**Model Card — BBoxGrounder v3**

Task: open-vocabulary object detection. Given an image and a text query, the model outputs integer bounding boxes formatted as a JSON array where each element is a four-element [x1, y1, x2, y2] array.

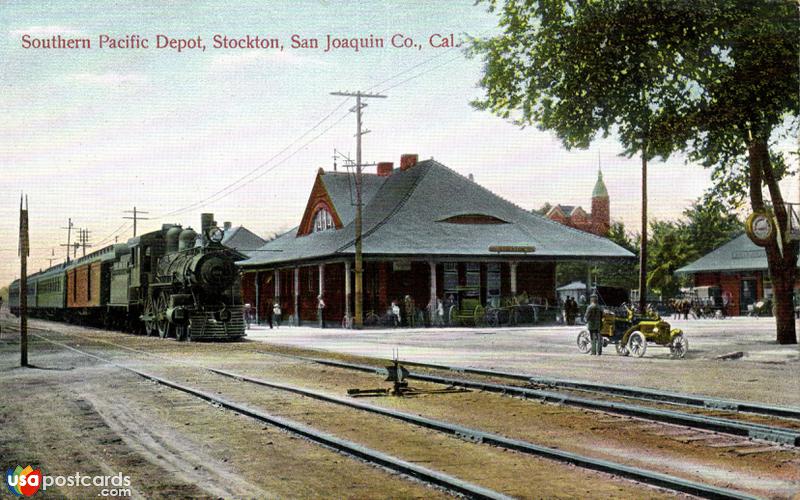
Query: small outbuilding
[[675, 233, 798, 315]]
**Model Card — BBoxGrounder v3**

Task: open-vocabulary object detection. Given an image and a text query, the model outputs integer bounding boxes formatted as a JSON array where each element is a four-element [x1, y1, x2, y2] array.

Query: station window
[[313, 208, 334, 232]]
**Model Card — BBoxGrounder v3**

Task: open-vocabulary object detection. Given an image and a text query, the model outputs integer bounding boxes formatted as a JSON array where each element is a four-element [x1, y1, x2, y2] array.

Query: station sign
[[488, 245, 536, 253]]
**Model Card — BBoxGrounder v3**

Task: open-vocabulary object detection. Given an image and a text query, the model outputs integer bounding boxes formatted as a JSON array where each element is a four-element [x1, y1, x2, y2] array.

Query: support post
[[318, 263, 325, 328], [293, 267, 300, 325], [429, 261, 437, 324], [344, 261, 352, 326], [254, 271, 260, 325], [274, 269, 280, 305], [510, 261, 518, 296]]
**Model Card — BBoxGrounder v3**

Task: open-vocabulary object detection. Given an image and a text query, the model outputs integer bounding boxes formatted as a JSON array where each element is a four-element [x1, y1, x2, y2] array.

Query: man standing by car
[[584, 294, 604, 356]]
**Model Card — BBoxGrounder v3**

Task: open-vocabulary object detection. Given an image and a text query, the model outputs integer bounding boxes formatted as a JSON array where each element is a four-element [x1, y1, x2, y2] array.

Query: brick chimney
[[377, 162, 393, 176], [400, 154, 418, 171]]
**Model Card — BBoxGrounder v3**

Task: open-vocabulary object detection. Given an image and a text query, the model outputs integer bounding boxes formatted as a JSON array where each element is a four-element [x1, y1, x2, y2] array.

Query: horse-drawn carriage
[[447, 288, 546, 327], [576, 306, 688, 358], [447, 286, 486, 326]]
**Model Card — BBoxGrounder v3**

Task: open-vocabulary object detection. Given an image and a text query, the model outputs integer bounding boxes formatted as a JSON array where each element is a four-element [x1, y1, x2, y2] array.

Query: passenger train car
[[8, 213, 245, 341]]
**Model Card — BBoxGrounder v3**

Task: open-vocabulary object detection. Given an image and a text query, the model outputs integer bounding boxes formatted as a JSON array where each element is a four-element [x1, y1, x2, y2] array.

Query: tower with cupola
[[590, 169, 610, 235]]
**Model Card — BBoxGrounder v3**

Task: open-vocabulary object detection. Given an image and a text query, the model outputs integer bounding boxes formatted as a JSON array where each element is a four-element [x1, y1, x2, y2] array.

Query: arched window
[[313, 208, 334, 232]]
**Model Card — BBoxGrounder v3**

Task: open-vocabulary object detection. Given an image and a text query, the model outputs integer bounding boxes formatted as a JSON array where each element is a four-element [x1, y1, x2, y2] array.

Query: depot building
[[237, 155, 634, 326]]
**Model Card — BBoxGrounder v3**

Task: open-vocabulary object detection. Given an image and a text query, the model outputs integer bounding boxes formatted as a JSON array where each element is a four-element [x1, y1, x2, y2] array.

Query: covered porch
[[240, 257, 557, 328]]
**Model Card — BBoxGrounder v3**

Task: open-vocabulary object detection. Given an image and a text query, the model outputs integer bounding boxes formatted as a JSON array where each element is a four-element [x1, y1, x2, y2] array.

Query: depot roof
[[239, 160, 635, 268], [676, 233, 770, 274]]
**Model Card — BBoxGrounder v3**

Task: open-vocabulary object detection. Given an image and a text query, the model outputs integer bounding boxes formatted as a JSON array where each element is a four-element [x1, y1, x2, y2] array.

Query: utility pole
[[639, 151, 648, 314], [19, 194, 29, 367], [78, 228, 92, 256], [330, 91, 387, 329], [48, 248, 55, 267], [123, 206, 150, 237], [60, 218, 73, 263]]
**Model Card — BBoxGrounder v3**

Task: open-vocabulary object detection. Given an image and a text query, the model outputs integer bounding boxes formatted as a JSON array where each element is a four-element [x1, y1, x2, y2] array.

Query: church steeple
[[590, 168, 610, 235], [592, 169, 609, 199]]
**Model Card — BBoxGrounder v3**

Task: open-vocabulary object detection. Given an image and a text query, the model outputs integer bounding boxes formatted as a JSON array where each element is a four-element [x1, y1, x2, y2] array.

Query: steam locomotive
[[8, 213, 246, 341]]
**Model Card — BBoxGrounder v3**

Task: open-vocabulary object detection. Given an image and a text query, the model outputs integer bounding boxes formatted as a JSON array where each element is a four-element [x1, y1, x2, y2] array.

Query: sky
[[1, 1, 796, 286]]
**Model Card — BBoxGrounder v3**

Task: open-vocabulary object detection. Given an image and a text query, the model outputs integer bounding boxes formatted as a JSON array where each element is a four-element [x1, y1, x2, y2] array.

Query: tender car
[[576, 305, 688, 358]]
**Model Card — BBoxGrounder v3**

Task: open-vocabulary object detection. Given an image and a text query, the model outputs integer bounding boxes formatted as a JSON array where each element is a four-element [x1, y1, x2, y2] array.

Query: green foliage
[[471, 0, 798, 166], [556, 202, 741, 297], [0, 286, 7, 302], [682, 196, 743, 257]]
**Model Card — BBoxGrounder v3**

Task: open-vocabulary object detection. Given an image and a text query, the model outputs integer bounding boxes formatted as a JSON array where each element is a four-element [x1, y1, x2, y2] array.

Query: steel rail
[[290, 355, 800, 446], [209, 367, 758, 500], [391, 358, 800, 421], [31, 334, 510, 500]]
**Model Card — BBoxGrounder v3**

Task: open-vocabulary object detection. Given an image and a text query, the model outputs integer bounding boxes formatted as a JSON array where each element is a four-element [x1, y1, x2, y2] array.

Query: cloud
[[9, 25, 84, 38], [66, 72, 149, 86]]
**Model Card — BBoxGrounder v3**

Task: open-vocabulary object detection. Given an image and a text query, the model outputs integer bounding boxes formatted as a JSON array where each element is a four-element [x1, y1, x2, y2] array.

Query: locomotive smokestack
[[201, 213, 215, 244]]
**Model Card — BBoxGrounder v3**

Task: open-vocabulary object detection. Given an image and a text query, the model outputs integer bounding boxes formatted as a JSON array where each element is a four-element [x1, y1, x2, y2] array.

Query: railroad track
[[391, 358, 800, 421], [276, 354, 800, 447], [28, 333, 510, 500], [13, 327, 766, 499]]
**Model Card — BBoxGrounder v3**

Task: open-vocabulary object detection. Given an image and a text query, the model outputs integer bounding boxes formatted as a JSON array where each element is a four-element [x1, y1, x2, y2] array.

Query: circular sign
[[745, 211, 774, 246]]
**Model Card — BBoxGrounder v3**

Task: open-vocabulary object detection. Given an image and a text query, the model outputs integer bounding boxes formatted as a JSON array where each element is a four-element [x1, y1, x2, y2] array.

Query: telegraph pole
[[78, 228, 92, 256], [123, 206, 150, 237], [61, 218, 73, 263], [19, 194, 29, 367], [330, 91, 387, 329], [48, 248, 55, 267]]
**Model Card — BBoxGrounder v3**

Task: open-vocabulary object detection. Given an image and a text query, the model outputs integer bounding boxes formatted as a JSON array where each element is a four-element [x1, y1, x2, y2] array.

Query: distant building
[[675, 233, 795, 315], [220, 223, 267, 254], [546, 170, 610, 236]]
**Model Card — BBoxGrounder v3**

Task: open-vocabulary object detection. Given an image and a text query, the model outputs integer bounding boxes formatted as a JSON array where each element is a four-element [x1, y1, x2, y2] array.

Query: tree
[[471, 0, 798, 343], [533, 202, 553, 215], [647, 220, 693, 298], [683, 197, 743, 258]]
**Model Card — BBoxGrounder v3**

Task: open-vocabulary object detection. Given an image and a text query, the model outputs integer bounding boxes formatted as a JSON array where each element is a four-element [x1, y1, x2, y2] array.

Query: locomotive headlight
[[209, 227, 224, 243]]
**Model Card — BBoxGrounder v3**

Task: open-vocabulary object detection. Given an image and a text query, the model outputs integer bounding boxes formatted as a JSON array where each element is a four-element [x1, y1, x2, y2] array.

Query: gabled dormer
[[296, 169, 344, 237]]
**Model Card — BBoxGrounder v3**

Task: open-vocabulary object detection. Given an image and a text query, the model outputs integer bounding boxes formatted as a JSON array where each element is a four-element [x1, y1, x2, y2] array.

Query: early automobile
[[576, 306, 688, 358]]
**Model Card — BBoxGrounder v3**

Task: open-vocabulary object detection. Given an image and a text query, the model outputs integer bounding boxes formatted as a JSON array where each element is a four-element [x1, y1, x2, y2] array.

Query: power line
[[154, 45, 470, 221], [123, 207, 150, 237], [158, 99, 350, 219]]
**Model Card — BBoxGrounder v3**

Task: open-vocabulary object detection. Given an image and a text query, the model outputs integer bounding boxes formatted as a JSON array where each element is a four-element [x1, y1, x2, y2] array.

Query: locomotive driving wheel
[[143, 296, 157, 336], [155, 293, 172, 339]]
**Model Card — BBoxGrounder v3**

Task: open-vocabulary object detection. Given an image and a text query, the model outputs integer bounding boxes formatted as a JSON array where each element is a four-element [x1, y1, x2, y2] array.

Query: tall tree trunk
[[748, 138, 798, 345]]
